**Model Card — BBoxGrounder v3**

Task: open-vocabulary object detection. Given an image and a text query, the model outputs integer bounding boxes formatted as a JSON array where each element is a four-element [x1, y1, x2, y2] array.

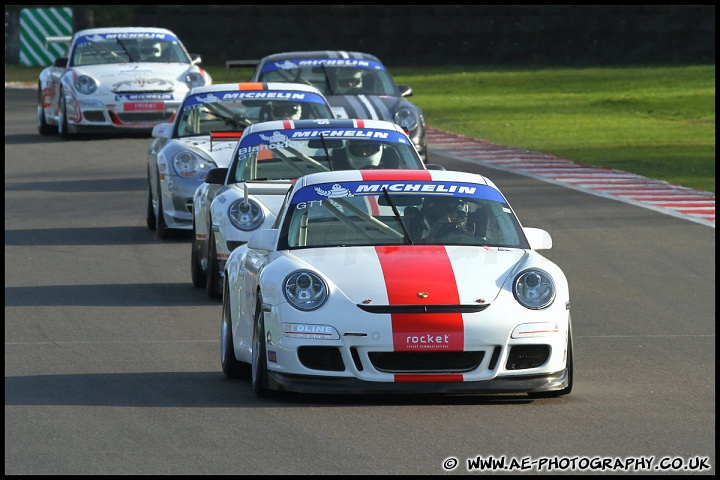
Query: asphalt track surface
[[5, 86, 715, 475]]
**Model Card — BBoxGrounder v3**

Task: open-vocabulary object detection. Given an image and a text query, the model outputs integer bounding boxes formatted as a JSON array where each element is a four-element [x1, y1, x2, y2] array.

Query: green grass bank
[[8, 63, 714, 193]]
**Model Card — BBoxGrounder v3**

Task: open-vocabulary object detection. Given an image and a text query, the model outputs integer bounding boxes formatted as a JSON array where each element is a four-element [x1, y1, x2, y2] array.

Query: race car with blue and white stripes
[[241, 50, 429, 162], [192, 118, 441, 299], [221, 168, 573, 398]]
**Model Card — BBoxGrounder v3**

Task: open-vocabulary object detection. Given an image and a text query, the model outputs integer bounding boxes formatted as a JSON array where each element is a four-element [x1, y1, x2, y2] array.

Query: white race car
[[37, 27, 212, 139], [221, 169, 573, 398], [146, 82, 334, 238], [192, 118, 441, 298]]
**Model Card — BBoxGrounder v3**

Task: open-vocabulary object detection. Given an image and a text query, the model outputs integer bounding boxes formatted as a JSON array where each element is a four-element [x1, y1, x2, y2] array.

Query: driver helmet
[[346, 141, 383, 168], [139, 42, 162, 60], [422, 196, 469, 236], [269, 102, 302, 120], [336, 69, 363, 92]]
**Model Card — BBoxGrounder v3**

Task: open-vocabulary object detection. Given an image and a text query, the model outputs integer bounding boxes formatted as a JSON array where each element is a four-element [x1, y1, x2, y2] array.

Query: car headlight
[[513, 269, 556, 310], [185, 72, 206, 89], [172, 151, 214, 178], [283, 271, 328, 311], [394, 107, 419, 132], [74, 75, 97, 94], [228, 199, 264, 231]]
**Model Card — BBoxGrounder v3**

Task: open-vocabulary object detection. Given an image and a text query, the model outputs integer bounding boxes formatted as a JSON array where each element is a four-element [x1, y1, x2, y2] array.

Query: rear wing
[[45, 35, 71, 47], [225, 59, 260, 75]]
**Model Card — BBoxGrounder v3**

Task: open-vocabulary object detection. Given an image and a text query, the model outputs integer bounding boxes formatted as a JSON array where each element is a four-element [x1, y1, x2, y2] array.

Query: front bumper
[[66, 98, 181, 134], [267, 368, 570, 395]]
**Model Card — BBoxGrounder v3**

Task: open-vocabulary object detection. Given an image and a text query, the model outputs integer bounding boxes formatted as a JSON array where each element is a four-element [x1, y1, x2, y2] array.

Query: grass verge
[[8, 63, 714, 192]]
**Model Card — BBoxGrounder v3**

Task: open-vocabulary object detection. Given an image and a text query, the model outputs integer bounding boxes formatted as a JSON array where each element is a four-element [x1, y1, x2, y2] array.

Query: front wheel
[[251, 299, 270, 396], [205, 228, 221, 299], [58, 91, 73, 140], [146, 172, 157, 230], [191, 224, 207, 288], [155, 179, 168, 239], [221, 280, 250, 378], [37, 84, 54, 135]]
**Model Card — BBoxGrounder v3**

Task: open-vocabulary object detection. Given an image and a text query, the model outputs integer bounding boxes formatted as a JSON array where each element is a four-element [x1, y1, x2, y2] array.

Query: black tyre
[[251, 297, 270, 396], [155, 179, 168, 239], [37, 84, 55, 135], [221, 280, 250, 378], [58, 91, 73, 140], [205, 229, 221, 298], [146, 172, 157, 230], [191, 224, 207, 288]]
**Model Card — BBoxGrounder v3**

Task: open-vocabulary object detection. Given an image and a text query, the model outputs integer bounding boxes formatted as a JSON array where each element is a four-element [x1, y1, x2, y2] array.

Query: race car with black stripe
[[146, 82, 334, 239], [221, 168, 573, 397], [192, 118, 443, 299], [37, 27, 212, 139], [239, 50, 429, 162]]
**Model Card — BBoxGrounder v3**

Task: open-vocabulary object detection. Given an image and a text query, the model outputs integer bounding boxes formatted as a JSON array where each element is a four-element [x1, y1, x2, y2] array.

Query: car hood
[[327, 94, 413, 121], [285, 245, 528, 306], [226, 181, 294, 211], [73, 63, 195, 93], [175, 136, 239, 168]]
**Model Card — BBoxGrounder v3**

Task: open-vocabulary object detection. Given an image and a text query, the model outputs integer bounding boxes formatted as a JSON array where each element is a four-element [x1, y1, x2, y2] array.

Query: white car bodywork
[[146, 82, 334, 238], [37, 27, 212, 138], [191, 118, 433, 299], [221, 169, 573, 397]]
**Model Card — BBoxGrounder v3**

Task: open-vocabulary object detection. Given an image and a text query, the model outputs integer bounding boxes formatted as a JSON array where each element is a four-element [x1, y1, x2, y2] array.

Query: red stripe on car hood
[[374, 246, 464, 355]]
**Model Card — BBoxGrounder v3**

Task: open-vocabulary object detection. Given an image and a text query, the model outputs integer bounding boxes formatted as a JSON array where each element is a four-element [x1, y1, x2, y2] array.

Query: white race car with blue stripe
[[192, 118, 439, 299]]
